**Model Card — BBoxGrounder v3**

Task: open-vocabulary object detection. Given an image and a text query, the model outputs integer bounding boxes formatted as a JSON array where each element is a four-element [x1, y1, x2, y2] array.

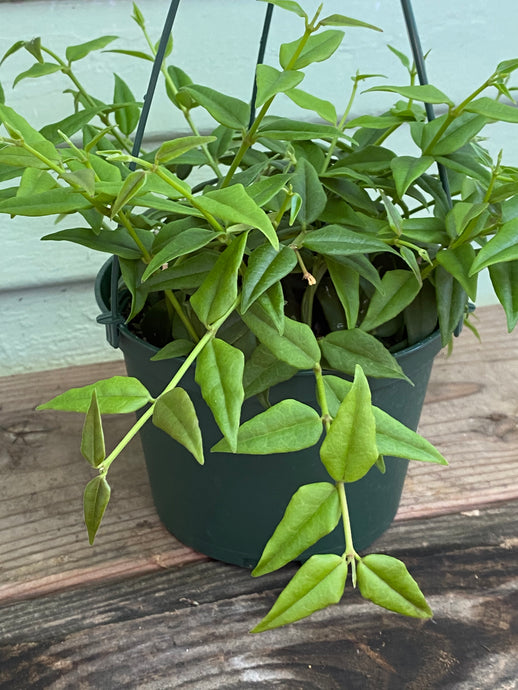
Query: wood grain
[[0, 501, 516, 689], [0, 305, 516, 606]]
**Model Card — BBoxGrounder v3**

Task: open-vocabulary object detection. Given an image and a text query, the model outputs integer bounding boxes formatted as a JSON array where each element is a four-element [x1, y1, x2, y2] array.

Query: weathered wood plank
[[0, 305, 516, 605], [0, 501, 516, 689], [398, 305, 518, 519]]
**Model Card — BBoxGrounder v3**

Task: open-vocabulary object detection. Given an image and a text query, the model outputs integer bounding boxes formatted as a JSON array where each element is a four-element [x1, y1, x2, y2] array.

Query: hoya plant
[[1, 0, 518, 631]]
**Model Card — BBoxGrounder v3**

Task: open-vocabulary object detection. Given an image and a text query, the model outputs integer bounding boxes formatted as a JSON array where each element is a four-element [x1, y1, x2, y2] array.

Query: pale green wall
[[1, 0, 516, 374]]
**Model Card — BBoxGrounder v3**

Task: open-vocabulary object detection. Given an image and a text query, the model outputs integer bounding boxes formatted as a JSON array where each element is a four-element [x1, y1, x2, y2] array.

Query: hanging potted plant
[[1, 0, 518, 631]]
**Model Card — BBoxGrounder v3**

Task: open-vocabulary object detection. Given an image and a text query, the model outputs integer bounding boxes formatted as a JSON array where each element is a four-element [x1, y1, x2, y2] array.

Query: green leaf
[[255, 64, 304, 107], [66, 35, 118, 62], [179, 84, 250, 129], [110, 169, 147, 218], [360, 270, 421, 332], [23, 37, 43, 63], [329, 254, 383, 292], [0, 104, 54, 146], [391, 155, 434, 197], [435, 266, 467, 347], [319, 14, 381, 30], [280, 30, 344, 70], [410, 114, 447, 152], [253, 483, 340, 576], [246, 174, 291, 207], [243, 344, 298, 399], [142, 228, 217, 281], [62, 168, 96, 196], [290, 158, 327, 224], [323, 373, 446, 464], [445, 201, 488, 241], [17, 168, 57, 196], [83, 475, 111, 545], [151, 339, 194, 361], [428, 113, 487, 156], [88, 152, 122, 182], [399, 246, 423, 286], [13, 62, 61, 88], [326, 257, 360, 329], [258, 117, 340, 141], [257, 0, 307, 18], [0, 187, 92, 216], [436, 244, 477, 301], [258, 281, 286, 333], [380, 190, 403, 236], [302, 224, 393, 256], [154, 135, 216, 165], [152, 217, 199, 253], [195, 338, 244, 452], [80, 390, 106, 468], [374, 405, 448, 465], [489, 261, 518, 332], [357, 554, 432, 618], [364, 84, 454, 105], [285, 87, 337, 123], [469, 218, 518, 273], [251, 554, 347, 632], [387, 44, 410, 70], [495, 58, 518, 76], [212, 399, 322, 455], [144, 250, 216, 291], [105, 48, 154, 62], [465, 96, 518, 123], [333, 144, 396, 174], [346, 114, 403, 129], [113, 74, 140, 135], [241, 244, 296, 313], [165, 65, 194, 106], [153, 388, 204, 465], [250, 284, 281, 335], [319, 329, 410, 382], [190, 232, 247, 326], [132, 3, 146, 29], [1, 40, 25, 66], [197, 184, 278, 249], [42, 226, 146, 259], [242, 305, 321, 370], [320, 365, 378, 482], [37, 376, 152, 414], [290, 192, 303, 224]]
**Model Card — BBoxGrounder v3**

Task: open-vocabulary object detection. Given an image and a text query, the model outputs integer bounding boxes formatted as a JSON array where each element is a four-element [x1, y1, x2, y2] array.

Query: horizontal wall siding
[[1, 0, 516, 373]]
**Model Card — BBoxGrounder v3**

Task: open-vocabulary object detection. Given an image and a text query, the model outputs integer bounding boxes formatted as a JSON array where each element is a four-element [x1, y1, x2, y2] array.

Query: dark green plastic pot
[[96, 258, 442, 567]]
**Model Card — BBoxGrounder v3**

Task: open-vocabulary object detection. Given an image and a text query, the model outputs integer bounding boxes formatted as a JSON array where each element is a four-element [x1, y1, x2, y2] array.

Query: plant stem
[[337, 481, 358, 586], [42, 46, 134, 154], [20, 140, 112, 218], [422, 79, 493, 156], [221, 14, 319, 188], [321, 76, 360, 173], [100, 298, 238, 474], [314, 364, 331, 431], [151, 165, 225, 233], [21, 141, 200, 341], [140, 22, 223, 178], [164, 288, 200, 343], [483, 149, 503, 203], [116, 210, 152, 261]]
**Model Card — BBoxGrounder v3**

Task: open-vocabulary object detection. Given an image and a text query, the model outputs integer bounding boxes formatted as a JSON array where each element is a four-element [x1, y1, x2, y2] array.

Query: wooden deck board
[[0, 305, 516, 605], [0, 500, 516, 689]]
